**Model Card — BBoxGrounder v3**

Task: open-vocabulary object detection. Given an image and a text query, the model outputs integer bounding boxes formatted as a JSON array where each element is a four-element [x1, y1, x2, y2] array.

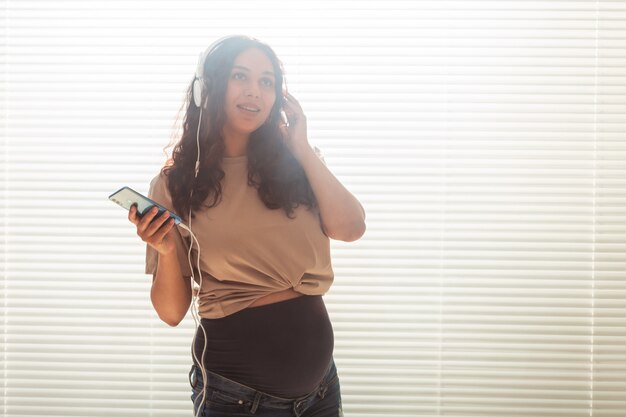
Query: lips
[[237, 104, 260, 113]]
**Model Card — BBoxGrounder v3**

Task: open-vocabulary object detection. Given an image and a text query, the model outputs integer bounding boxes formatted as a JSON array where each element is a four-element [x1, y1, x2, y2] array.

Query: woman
[[128, 35, 365, 417]]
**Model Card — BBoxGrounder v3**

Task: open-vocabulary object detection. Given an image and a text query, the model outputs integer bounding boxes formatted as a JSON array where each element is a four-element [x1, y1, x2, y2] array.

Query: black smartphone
[[109, 186, 183, 225]]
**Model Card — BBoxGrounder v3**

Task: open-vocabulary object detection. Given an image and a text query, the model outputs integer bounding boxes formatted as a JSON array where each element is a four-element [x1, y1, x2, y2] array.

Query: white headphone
[[191, 46, 212, 177], [192, 36, 235, 109], [192, 49, 209, 108], [191, 36, 234, 176]]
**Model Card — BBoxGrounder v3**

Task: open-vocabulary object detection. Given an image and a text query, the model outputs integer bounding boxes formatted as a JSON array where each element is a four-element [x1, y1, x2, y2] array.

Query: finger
[[281, 98, 292, 112], [285, 91, 296, 101], [145, 210, 172, 236], [284, 92, 303, 112], [128, 205, 138, 224], [279, 122, 289, 139], [136, 206, 160, 233], [283, 103, 303, 123], [281, 102, 296, 119], [152, 218, 176, 244]]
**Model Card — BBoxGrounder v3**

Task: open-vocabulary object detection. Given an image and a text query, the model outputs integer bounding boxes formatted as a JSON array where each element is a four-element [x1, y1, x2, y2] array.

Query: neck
[[222, 126, 249, 157]]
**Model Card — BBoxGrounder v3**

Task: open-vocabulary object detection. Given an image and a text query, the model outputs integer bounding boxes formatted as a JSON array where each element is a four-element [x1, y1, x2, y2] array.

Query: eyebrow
[[232, 65, 275, 78]]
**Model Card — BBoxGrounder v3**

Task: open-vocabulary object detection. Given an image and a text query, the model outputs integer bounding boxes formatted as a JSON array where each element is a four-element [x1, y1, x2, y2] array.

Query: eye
[[260, 78, 274, 88], [232, 72, 246, 81]]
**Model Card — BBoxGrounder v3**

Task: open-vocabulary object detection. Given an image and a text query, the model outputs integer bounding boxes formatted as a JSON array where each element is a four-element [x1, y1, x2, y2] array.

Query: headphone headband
[[193, 41, 221, 108], [193, 35, 253, 108], [192, 38, 225, 108]]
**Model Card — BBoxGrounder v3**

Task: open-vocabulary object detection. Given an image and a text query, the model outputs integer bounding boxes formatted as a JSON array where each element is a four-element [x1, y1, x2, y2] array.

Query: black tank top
[[191, 295, 334, 398]]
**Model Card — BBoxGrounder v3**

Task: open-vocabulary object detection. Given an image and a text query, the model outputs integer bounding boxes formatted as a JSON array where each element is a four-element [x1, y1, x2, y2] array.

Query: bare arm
[[129, 205, 191, 327], [295, 145, 366, 242], [150, 250, 191, 327], [281, 91, 366, 242]]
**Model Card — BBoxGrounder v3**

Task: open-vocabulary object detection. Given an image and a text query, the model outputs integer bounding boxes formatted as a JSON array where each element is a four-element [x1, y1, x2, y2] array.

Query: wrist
[[157, 245, 176, 257], [291, 142, 314, 162]]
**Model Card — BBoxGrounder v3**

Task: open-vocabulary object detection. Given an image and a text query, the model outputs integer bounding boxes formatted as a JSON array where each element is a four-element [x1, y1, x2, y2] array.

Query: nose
[[244, 83, 260, 98]]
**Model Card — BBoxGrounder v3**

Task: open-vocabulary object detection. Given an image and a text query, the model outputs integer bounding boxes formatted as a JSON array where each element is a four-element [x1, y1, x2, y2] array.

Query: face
[[222, 47, 277, 138]]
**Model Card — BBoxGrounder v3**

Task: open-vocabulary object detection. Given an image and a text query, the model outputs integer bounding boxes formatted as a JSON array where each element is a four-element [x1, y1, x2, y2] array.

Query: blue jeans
[[188, 359, 343, 417]]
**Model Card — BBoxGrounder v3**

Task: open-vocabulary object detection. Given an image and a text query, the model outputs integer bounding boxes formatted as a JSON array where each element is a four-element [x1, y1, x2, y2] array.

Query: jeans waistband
[[189, 359, 338, 415]]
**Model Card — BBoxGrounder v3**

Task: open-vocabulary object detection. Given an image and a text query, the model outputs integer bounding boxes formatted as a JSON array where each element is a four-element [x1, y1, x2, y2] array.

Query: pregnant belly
[[192, 295, 334, 398]]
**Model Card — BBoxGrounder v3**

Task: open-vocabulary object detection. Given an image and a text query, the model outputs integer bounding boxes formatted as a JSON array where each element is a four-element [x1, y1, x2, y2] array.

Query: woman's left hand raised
[[279, 91, 312, 160]]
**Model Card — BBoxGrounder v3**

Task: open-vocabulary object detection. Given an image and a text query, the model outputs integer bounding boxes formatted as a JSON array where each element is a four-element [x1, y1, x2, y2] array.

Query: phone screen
[[109, 186, 183, 224]]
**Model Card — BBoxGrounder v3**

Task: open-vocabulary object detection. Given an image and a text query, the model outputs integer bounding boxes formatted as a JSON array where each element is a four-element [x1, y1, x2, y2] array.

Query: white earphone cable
[[179, 219, 207, 417], [182, 102, 208, 417]]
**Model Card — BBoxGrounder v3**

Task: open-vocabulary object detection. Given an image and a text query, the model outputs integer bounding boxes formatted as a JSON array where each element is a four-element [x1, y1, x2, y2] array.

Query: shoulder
[[149, 170, 166, 186], [148, 169, 172, 202]]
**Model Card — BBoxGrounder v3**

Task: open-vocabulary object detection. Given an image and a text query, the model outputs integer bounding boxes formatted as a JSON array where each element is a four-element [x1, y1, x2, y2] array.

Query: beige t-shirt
[[145, 154, 334, 318]]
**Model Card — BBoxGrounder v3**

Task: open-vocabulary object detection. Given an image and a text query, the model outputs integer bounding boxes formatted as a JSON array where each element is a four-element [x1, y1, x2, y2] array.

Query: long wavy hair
[[163, 35, 316, 220]]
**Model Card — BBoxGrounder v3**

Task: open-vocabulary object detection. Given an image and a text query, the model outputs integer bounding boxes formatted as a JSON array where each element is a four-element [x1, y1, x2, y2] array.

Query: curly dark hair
[[163, 35, 316, 220]]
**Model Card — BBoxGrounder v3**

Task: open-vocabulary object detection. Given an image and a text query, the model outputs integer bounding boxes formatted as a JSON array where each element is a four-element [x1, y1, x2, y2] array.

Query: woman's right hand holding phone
[[128, 205, 177, 256]]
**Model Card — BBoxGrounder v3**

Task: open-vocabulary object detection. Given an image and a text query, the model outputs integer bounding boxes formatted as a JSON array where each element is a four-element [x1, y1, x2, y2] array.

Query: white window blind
[[1, 1, 625, 417]]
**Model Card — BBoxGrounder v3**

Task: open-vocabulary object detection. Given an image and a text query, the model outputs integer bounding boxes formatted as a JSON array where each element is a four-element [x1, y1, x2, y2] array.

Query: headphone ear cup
[[193, 78, 211, 108], [193, 78, 203, 108]]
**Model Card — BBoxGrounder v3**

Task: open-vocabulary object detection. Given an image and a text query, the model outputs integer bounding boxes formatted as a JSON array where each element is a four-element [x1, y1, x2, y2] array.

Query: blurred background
[[1, 1, 625, 416]]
